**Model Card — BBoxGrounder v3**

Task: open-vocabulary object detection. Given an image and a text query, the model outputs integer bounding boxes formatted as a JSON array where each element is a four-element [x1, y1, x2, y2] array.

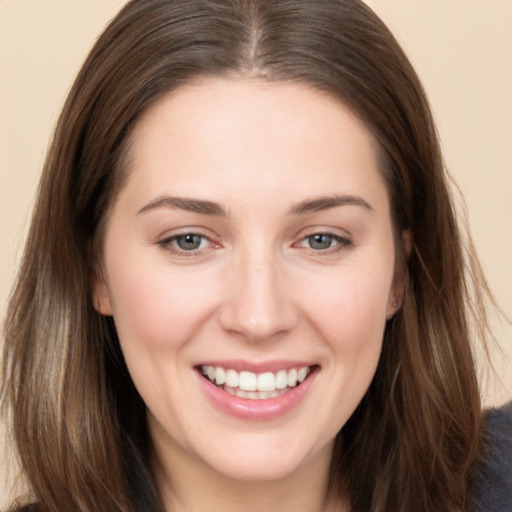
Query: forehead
[[134, 79, 381, 175], [134, 77, 371, 147], [107, 77, 390, 224]]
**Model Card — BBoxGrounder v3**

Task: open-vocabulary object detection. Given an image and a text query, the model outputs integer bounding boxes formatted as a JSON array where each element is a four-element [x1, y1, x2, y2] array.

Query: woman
[[1, 0, 510, 511]]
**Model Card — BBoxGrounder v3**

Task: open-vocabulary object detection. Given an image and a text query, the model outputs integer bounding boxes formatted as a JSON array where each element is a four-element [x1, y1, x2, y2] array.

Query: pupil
[[309, 234, 332, 250], [177, 234, 202, 250]]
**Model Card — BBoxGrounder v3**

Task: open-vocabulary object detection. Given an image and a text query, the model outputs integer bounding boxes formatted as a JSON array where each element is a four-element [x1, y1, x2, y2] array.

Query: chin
[[205, 452, 310, 482], [191, 429, 333, 484]]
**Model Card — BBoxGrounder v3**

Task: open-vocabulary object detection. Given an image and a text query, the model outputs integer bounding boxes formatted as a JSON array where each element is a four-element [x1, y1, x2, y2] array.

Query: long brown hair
[[2, 1, 492, 510]]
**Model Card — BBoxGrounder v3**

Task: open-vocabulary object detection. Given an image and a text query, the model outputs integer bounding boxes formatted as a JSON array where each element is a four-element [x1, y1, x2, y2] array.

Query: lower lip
[[196, 368, 318, 421]]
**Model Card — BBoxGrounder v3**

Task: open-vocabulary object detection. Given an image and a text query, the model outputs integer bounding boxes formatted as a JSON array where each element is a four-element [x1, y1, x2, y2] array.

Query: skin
[[94, 78, 405, 512]]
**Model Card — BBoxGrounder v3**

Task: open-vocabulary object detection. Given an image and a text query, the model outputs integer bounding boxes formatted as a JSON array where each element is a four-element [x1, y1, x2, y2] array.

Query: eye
[[307, 234, 336, 250], [296, 232, 352, 254], [157, 232, 214, 255], [173, 233, 208, 251]]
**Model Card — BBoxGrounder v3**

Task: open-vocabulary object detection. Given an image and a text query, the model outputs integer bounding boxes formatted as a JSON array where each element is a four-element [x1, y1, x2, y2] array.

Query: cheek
[[312, 266, 391, 329], [301, 260, 393, 368], [303, 265, 392, 428], [104, 261, 223, 419], [105, 258, 220, 353]]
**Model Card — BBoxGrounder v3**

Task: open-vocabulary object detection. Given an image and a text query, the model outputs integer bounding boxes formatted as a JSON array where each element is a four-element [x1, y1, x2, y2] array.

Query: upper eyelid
[[296, 233, 351, 247], [156, 233, 218, 258], [159, 231, 211, 241], [156, 230, 215, 249], [293, 228, 353, 252], [300, 232, 350, 242], [161, 233, 216, 247], [293, 225, 352, 240], [156, 226, 218, 242], [154, 226, 353, 247]]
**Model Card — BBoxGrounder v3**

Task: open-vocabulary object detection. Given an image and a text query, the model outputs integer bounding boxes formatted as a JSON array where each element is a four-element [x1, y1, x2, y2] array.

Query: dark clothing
[[475, 401, 512, 512]]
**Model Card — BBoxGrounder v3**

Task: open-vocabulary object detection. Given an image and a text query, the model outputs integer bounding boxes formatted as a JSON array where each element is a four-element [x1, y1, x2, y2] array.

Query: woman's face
[[94, 78, 402, 484]]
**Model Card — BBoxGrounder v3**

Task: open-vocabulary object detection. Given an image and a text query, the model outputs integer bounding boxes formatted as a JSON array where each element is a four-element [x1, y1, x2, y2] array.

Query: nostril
[[218, 301, 299, 343]]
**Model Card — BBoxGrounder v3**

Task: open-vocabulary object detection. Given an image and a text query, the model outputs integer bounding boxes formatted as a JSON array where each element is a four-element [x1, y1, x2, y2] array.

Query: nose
[[219, 249, 299, 343]]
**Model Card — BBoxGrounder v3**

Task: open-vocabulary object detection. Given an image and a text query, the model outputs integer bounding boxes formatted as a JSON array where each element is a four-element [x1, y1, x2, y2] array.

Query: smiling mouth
[[198, 365, 316, 400]]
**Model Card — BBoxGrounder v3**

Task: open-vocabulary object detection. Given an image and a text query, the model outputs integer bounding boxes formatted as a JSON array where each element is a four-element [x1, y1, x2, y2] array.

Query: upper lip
[[194, 359, 317, 373]]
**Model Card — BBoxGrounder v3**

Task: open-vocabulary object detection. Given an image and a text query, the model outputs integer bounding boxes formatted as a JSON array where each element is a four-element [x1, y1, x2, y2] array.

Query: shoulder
[[474, 401, 512, 512]]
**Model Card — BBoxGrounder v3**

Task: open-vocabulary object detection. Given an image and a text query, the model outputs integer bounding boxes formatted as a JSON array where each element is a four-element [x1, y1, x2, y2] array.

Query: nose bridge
[[219, 240, 297, 342]]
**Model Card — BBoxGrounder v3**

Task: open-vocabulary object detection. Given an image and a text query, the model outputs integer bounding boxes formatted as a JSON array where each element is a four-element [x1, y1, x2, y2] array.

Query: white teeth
[[239, 371, 257, 391], [225, 369, 239, 388], [257, 372, 275, 392], [287, 368, 298, 387], [275, 370, 288, 390], [200, 365, 312, 396], [297, 367, 308, 383], [215, 367, 226, 385], [235, 389, 248, 399], [224, 386, 286, 400]]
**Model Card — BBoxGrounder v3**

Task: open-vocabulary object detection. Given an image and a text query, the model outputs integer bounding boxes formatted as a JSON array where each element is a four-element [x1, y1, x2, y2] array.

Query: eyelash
[[156, 232, 216, 256], [296, 232, 353, 255], [156, 231, 352, 257]]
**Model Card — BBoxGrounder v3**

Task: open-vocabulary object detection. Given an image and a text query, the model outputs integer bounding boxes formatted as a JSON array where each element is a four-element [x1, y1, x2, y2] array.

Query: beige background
[[1, 0, 511, 507]]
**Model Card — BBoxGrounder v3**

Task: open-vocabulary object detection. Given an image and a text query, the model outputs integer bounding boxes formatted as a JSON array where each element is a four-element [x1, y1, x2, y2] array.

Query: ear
[[386, 229, 412, 319], [92, 265, 113, 316]]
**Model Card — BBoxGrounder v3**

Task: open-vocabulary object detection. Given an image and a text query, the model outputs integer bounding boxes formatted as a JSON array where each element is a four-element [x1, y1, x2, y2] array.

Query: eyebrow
[[137, 193, 373, 217], [137, 196, 228, 216], [288, 194, 374, 215]]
